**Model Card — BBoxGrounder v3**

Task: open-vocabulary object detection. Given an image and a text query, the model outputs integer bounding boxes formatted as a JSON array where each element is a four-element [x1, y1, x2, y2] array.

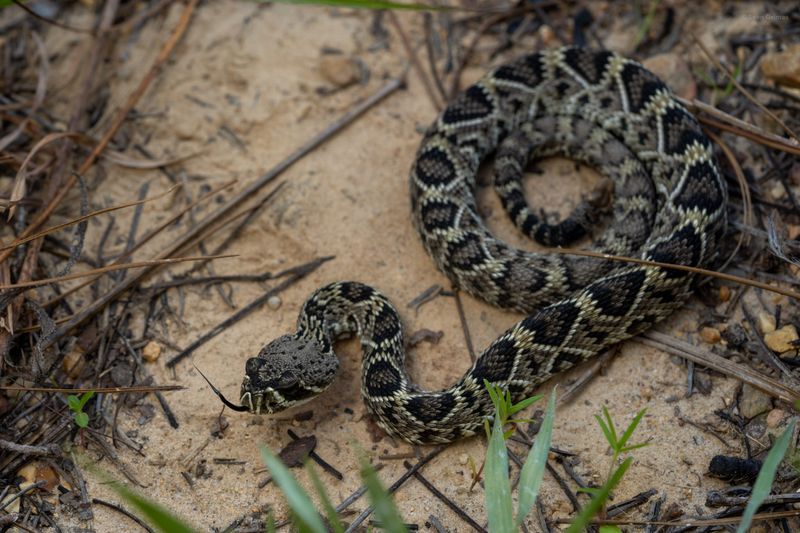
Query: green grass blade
[[602, 407, 619, 445], [736, 420, 796, 533], [358, 456, 408, 533], [104, 480, 198, 533], [306, 462, 345, 533], [260, 446, 327, 533], [617, 408, 646, 449], [508, 394, 542, 415], [485, 414, 514, 533], [515, 388, 556, 528], [594, 414, 615, 448], [565, 457, 633, 533], [263, 0, 454, 12]]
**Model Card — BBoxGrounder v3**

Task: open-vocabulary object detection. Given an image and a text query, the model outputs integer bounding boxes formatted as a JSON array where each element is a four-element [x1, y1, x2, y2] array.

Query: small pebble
[[142, 341, 161, 362], [761, 43, 800, 89], [718, 286, 730, 302], [764, 324, 798, 354], [766, 409, 786, 429], [267, 295, 282, 310], [459, 453, 469, 465], [739, 384, 773, 419], [699, 326, 721, 344], [319, 55, 359, 88], [62, 348, 85, 379], [757, 311, 776, 334]]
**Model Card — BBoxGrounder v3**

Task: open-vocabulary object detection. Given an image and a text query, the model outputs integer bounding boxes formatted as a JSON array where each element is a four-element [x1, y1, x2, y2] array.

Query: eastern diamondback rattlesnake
[[236, 46, 727, 444]]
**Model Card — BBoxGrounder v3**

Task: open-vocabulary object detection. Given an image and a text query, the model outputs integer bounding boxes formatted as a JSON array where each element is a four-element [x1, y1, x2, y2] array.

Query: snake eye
[[245, 358, 261, 375]]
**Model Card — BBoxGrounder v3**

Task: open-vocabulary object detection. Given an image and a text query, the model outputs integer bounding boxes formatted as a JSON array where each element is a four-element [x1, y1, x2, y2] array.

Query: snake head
[[239, 334, 339, 414]]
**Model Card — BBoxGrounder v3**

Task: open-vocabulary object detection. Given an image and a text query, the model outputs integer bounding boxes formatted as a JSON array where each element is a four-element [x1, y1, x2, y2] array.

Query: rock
[[267, 295, 282, 310], [757, 311, 776, 334], [766, 409, 787, 428], [142, 341, 161, 362], [739, 384, 773, 419], [764, 324, 798, 354], [642, 53, 696, 100], [700, 326, 721, 344], [761, 43, 800, 89], [319, 55, 359, 88], [62, 347, 85, 379], [718, 285, 731, 302]]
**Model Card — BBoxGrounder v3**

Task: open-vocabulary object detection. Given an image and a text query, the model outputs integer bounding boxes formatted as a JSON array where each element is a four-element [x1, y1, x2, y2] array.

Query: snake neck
[[296, 281, 541, 444]]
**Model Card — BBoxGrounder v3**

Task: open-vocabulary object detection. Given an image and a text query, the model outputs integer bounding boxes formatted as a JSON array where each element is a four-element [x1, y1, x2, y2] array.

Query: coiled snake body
[[239, 47, 727, 443]]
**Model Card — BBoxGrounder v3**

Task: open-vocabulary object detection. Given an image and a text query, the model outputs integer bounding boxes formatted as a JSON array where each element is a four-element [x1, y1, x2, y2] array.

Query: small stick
[[166, 256, 333, 368], [453, 287, 476, 362], [91, 498, 156, 533], [641, 330, 799, 403], [287, 429, 343, 480], [402, 459, 486, 532], [388, 11, 442, 111], [0, 254, 236, 290], [0, 385, 183, 393], [692, 35, 798, 142], [343, 446, 444, 533]]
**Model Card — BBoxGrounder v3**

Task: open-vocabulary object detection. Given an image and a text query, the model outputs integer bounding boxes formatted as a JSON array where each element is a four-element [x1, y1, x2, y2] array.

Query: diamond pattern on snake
[[236, 46, 727, 444]]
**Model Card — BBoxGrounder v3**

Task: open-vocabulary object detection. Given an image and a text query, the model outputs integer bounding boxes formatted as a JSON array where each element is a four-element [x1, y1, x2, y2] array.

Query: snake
[[233, 46, 727, 444]]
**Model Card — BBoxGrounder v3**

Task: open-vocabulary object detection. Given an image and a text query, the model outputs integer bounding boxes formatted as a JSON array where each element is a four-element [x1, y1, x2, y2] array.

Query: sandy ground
[[22, 1, 787, 530]]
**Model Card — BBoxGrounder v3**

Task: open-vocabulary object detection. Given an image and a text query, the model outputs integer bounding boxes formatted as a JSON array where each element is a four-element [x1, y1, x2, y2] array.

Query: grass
[[98, 393, 796, 532], [483, 381, 555, 532]]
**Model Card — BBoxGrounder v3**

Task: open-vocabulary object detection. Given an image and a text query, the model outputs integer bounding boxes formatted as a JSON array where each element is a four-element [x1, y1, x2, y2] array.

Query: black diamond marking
[[405, 393, 456, 424], [563, 48, 611, 84], [341, 282, 374, 303], [420, 199, 460, 232], [661, 107, 707, 155], [442, 85, 494, 125], [472, 337, 517, 382], [619, 63, 666, 113], [585, 269, 646, 317], [445, 232, 488, 270], [646, 224, 703, 276], [371, 305, 400, 345], [415, 146, 458, 187], [672, 160, 724, 212], [493, 54, 544, 88], [365, 359, 403, 397], [523, 302, 581, 347]]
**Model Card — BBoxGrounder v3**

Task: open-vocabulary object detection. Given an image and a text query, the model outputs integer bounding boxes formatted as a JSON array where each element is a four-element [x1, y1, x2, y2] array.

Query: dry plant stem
[[388, 11, 442, 111], [640, 330, 799, 404], [0, 0, 199, 266], [0, 254, 235, 290], [42, 180, 235, 309], [706, 129, 752, 246], [40, 75, 404, 356], [550, 247, 800, 300], [1, 185, 180, 252], [692, 35, 799, 142], [679, 96, 800, 156], [0, 385, 183, 393], [0, 1, 120, 355], [555, 509, 800, 528]]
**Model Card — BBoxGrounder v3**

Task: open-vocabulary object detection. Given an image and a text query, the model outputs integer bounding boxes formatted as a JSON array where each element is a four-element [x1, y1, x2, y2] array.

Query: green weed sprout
[[483, 380, 556, 532], [566, 407, 648, 533], [67, 391, 95, 428]]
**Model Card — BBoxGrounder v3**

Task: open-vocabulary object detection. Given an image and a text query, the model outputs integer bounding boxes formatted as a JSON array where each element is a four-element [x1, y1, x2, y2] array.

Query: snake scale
[[237, 46, 727, 444]]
